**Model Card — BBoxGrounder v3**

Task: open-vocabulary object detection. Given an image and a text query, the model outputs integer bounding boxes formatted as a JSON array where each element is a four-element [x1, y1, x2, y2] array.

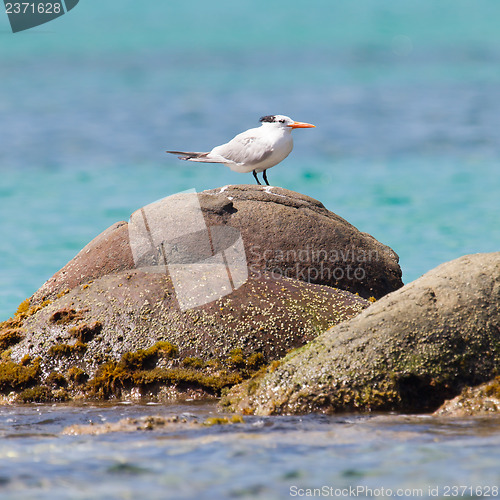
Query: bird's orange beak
[[289, 121, 315, 129]]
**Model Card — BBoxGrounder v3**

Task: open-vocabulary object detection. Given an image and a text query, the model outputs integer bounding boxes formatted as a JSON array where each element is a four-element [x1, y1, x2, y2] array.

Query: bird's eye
[[279, 119, 285, 123]]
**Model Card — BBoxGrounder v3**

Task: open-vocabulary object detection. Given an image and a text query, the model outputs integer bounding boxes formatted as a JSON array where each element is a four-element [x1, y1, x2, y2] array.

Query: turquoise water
[[1, 2, 500, 496], [1, 403, 500, 500], [1, 0, 500, 318]]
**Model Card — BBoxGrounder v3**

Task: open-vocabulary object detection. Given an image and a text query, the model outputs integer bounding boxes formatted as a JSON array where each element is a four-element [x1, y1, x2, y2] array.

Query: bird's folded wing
[[212, 136, 272, 165]]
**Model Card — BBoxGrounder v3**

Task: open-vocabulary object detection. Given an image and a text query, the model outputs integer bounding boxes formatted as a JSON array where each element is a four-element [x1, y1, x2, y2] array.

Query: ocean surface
[[0, 403, 500, 500], [1, 1, 500, 498]]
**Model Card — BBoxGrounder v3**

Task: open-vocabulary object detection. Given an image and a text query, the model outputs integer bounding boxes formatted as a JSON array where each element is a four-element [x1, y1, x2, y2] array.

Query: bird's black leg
[[252, 170, 261, 185], [263, 170, 270, 186]]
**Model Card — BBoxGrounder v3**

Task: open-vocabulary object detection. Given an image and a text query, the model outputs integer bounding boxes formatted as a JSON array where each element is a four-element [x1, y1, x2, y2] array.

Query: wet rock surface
[[223, 253, 500, 415]]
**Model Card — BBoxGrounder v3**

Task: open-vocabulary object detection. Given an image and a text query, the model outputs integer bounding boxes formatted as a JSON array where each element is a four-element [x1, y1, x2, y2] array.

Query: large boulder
[[223, 253, 500, 415], [1, 185, 404, 402]]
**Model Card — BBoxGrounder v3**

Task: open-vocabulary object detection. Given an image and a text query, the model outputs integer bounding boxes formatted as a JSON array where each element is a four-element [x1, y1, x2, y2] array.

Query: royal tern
[[166, 115, 315, 186]]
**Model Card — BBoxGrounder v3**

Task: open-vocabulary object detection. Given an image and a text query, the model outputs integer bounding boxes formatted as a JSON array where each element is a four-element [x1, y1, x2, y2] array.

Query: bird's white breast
[[216, 126, 294, 173], [253, 130, 293, 173]]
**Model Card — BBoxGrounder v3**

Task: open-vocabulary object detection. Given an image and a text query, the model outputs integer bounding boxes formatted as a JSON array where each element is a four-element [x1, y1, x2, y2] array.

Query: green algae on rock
[[223, 253, 500, 415], [69, 341, 268, 401], [0, 339, 269, 403], [0, 356, 41, 394], [203, 415, 245, 426], [48, 341, 88, 358], [17, 385, 70, 404]]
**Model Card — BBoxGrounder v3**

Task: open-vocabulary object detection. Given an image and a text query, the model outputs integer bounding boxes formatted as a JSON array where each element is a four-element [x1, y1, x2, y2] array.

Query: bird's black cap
[[259, 115, 277, 123]]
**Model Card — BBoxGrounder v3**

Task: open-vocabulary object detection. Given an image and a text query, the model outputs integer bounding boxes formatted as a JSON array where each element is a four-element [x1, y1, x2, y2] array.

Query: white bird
[[166, 115, 315, 186]]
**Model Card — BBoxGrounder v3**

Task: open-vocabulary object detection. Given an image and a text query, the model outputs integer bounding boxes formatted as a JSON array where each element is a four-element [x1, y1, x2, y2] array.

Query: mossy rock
[[8, 270, 368, 401], [223, 253, 500, 415]]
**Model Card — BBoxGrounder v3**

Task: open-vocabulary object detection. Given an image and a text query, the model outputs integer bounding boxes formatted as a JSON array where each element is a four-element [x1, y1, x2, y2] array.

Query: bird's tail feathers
[[166, 151, 227, 164], [166, 151, 208, 160]]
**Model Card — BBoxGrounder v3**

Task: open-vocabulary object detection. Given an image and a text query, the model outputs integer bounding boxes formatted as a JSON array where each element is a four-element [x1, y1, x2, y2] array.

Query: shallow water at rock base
[[0, 401, 499, 500]]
